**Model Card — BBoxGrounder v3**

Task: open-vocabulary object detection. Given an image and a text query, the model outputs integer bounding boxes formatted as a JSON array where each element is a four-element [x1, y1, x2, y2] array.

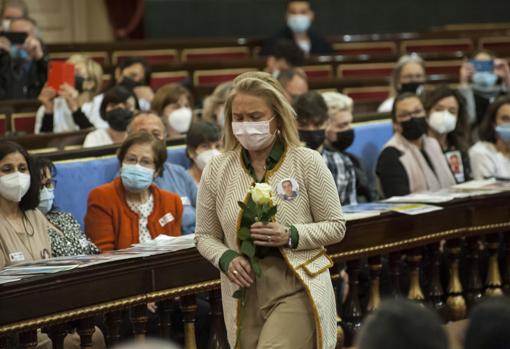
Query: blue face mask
[[120, 164, 155, 192], [472, 71, 498, 88], [287, 14, 311, 33], [495, 123, 510, 143], [10, 45, 30, 61], [38, 187, 54, 214]]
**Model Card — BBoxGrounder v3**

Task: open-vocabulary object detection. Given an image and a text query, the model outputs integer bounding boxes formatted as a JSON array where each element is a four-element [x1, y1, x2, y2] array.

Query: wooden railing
[[1, 191, 509, 348]]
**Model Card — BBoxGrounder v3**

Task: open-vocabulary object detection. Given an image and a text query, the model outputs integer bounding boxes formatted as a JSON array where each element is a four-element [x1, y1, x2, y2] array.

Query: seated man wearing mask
[[127, 111, 197, 235], [260, 0, 333, 56], [0, 16, 47, 99], [378, 54, 427, 113], [277, 69, 309, 102], [322, 92, 378, 204], [458, 49, 510, 130], [293, 91, 328, 150], [376, 93, 456, 198], [83, 57, 153, 127], [264, 39, 305, 78]]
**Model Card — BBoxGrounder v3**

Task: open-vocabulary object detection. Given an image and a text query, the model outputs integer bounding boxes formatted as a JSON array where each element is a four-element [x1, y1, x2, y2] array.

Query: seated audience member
[[424, 86, 472, 183], [85, 133, 183, 252], [378, 54, 427, 113], [1, 0, 28, 30], [0, 16, 47, 100], [259, 0, 333, 56], [35, 157, 99, 257], [464, 296, 510, 349], [0, 141, 50, 267], [357, 299, 448, 349], [376, 93, 456, 198], [186, 121, 222, 184], [469, 96, 510, 179], [151, 83, 194, 137], [293, 90, 327, 150], [458, 49, 510, 129], [83, 86, 136, 148], [201, 81, 233, 128], [83, 57, 152, 124], [277, 69, 309, 102], [264, 39, 305, 78], [36, 54, 104, 133], [322, 91, 378, 204], [127, 111, 197, 235]]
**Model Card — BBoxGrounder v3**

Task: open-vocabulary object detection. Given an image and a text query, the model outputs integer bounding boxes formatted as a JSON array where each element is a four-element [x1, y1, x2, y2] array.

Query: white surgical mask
[[271, 69, 281, 79], [287, 14, 311, 33], [168, 107, 193, 134], [38, 187, 55, 214], [428, 111, 457, 134], [195, 149, 221, 170], [0, 172, 31, 202], [232, 117, 276, 151]]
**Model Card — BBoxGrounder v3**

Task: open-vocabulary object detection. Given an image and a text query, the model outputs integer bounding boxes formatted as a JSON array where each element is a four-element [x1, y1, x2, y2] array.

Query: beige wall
[[26, 0, 113, 43]]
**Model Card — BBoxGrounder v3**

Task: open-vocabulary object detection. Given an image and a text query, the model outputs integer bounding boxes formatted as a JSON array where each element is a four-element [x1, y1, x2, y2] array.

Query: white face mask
[[271, 69, 281, 79], [232, 117, 276, 151], [168, 107, 193, 134], [0, 172, 31, 202], [217, 107, 225, 128], [287, 14, 311, 33], [38, 187, 55, 214], [195, 149, 221, 171], [428, 111, 457, 134]]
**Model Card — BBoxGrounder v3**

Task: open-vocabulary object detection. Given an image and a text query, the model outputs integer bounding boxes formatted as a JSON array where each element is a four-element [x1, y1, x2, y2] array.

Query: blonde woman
[[36, 54, 104, 133], [195, 71, 345, 349]]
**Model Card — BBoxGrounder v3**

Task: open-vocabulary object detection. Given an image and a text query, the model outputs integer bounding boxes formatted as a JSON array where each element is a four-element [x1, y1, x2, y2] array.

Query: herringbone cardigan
[[195, 145, 346, 349]]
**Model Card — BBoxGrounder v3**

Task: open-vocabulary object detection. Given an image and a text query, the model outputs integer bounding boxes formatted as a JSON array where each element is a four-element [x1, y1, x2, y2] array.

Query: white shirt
[[377, 96, 395, 113], [81, 94, 109, 129], [34, 97, 80, 134], [83, 128, 113, 148], [469, 141, 510, 180], [127, 194, 154, 243]]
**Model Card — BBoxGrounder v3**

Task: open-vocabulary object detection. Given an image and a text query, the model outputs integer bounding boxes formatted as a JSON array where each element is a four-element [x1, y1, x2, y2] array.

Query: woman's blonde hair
[[202, 81, 233, 124], [321, 91, 353, 116], [223, 71, 301, 151], [66, 54, 103, 104]]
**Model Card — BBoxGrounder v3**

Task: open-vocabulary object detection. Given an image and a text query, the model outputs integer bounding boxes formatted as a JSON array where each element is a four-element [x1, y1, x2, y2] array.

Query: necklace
[[3, 214, 36, 260]]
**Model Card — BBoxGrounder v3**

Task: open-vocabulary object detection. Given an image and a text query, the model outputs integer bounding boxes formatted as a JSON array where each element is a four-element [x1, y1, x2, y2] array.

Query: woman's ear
[[114, 68, 122, 83]]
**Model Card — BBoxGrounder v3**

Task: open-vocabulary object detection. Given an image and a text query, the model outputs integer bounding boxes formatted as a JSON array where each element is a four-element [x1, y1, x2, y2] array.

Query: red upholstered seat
[[12, 112, 37, 134], [401, 39, 474, 54], [343, 86, 391, 102], [181, 47, 250, 62], [333, 42, 397, 56], [151, 71, 190, 90], [48, 51, 109, 65], [301, 65, 333, 80], [193, 68, 257, 87], [337, 63, 394, 78], [479, 36, 510, 52], [112, 49, 179, 65], [425, 60, 463, 76], [0, 114, 6, 135]]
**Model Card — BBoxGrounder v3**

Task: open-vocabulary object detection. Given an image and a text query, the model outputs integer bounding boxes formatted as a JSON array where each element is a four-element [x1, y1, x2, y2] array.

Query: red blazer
[[85, 177, 183, 252]]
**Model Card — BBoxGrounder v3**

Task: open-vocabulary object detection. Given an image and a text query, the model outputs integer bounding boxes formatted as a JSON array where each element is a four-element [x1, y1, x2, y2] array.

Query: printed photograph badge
[[277, 177, 299, 201]]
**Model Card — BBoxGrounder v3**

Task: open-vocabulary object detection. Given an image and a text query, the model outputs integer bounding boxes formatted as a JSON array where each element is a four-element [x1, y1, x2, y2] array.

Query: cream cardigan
[[195, 145, 346, 349]]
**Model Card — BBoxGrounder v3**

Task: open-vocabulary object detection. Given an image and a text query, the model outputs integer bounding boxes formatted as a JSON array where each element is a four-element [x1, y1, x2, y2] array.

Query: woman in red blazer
[[85, 132, 183, 252]]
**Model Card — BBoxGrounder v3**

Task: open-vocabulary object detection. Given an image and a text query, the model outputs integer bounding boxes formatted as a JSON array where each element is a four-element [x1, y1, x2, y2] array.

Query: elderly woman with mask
[[195, 71, 345, 349]]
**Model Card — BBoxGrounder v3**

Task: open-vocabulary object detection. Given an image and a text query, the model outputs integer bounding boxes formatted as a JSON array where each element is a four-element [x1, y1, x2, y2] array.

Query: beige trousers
[[240, 256, 316, 349]]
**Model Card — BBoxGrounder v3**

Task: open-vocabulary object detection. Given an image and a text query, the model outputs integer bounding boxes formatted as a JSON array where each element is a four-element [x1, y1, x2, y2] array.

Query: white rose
[[250, 183, 273, 205]]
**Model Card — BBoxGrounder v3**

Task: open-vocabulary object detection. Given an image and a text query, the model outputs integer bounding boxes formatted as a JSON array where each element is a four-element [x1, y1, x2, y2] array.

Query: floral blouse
[[127, 194, 154, 243], [47, 211, 100, 257]]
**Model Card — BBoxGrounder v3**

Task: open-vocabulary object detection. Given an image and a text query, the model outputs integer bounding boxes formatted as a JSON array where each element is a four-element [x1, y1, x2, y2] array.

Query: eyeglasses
[[123, 156, 155, 168], [41, 178, 57, 189]]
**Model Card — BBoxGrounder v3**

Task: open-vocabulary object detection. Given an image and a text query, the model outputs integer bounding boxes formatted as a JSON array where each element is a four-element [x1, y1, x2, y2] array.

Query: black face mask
[[104, 109, 134, 132], [401, 116, 428, 141], [331, 129, 355, 152], [119, 76, 143, 91], [75, 75, 85, 93], [299, 129, 325, 150], [398, 82, 424, 95]]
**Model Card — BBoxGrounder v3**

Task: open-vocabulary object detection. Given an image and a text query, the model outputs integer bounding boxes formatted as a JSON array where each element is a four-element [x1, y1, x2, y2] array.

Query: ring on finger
[[267, 235, 271, 242], [233, 270, 239, 275]]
